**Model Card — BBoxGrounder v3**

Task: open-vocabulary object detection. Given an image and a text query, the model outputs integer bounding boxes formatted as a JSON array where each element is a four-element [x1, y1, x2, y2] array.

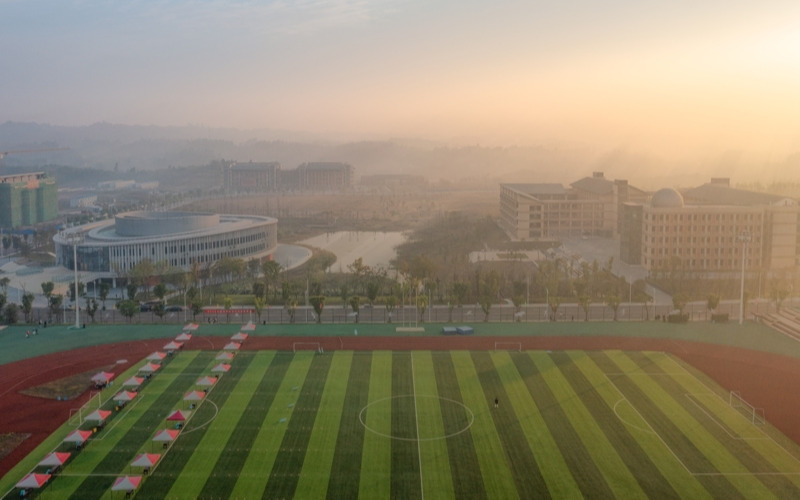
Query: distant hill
[[3, 121, 797, 190]]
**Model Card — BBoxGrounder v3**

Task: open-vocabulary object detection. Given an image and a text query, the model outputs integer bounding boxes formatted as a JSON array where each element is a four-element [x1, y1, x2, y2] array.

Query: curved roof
[[651, 188, 684, 208]]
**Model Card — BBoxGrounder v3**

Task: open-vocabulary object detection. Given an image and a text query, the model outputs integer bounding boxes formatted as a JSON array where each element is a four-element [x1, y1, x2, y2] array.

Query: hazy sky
[[4, 0, 800, 156]]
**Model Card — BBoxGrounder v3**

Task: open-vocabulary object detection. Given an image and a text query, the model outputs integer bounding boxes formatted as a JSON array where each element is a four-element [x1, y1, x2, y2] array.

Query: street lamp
[[738, 230, 751, 325]]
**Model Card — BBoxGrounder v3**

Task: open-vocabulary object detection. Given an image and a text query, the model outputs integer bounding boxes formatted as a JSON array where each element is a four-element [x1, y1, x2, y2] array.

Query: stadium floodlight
[[737, 230, 751, 325]]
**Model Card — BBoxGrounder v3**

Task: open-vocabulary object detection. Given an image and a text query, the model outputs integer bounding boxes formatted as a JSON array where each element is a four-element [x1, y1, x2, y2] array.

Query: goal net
[[292, 342, 323, 354], [730, 390, 765, 426], [69, 391, 103, 425], [494, 342, 522, 352]]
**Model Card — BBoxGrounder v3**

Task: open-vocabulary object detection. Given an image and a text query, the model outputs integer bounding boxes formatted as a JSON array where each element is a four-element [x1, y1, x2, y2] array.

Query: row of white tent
[[15, 325, 251, 493]]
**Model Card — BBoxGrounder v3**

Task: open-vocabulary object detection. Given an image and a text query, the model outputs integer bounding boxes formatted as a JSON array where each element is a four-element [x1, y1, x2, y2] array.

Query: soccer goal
[[494, 342, 522, 352], [730, 390, 766, 426], [69, 391, 102, 425], [292, 342, 324, 354]]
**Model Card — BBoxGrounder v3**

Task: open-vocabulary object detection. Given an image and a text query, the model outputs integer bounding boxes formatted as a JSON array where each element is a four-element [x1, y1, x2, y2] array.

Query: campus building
[[54, 211, 278, 277], [619, 179, 800, 275], [500, 172, 647, 241], [0, 172, 58, 228], [224, 161, 353, 193]]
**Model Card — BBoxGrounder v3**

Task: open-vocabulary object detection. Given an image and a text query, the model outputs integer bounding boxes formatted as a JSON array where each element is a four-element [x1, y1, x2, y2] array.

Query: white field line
[[664, 354, 800, 470], [603, 373, 693, 475], [411, 352, 425, 500], [606, 359, 800, 477]]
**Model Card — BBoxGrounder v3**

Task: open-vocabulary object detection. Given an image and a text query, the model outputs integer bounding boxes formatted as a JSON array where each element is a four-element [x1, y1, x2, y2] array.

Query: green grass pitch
[[5, 348, 800, 498]]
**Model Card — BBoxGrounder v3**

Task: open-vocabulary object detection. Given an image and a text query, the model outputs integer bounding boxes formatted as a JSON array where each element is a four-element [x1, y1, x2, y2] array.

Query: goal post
[[68, 391, 103, 426], [292, 342, 323, 354], [729, 390, 765, 426], [494, 342, 522, 352]]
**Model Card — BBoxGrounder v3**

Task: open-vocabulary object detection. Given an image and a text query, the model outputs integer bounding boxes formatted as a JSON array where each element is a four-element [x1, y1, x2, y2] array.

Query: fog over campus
[[2, 1, 800, 188]]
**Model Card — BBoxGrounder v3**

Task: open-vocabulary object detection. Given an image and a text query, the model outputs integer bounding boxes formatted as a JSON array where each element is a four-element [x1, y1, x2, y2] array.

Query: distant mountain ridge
[[2, 121, 794, 190]]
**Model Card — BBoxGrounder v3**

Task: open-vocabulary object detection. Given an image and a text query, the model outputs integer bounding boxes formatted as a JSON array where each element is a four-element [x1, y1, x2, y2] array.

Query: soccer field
[[6, 348, 800, 498]]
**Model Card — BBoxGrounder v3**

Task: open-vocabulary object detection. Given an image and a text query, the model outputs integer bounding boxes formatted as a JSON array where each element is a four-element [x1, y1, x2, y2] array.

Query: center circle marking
[[359, 395, 475, 441]]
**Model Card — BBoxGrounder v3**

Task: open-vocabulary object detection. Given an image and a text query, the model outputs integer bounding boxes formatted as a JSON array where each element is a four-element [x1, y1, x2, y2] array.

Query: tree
[[672, 292, 689, 317], [252, 282, 266, 301], [153, 302, 166, 322], [41, 281, 55, 301], [98, 282, 111, 310], [68, 281, 85, 303], [479, 270, 500, 322], [416, 294, 428, 323], [0, 293, 5, 319], [254, 296, 266, 323], [85, 297, 99, 323], [3, 303, 19, 324], [117, 300, 139, 323], [21, 292, 34, 323], [0, 277, 10, 296], [286, 297, 298, 323], [578, 294, 591, 321], [262, 260, 282, 300], [48, 294, 63, 322], [223, 296, 233, 323], [310, 295, 326, 323], [384, 295, 397, 323], [771, 285, 790, 314], [707, 293, 720, 313], [126, 282, 138, 302], [348, 295, 361, 323], [606, 295, 622, 321], [339, 283, 350, 310], [153, 283, 168, 304]]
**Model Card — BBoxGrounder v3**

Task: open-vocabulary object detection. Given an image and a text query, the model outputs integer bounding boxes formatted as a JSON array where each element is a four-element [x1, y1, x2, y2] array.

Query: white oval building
[[54, 211, 278, 276]]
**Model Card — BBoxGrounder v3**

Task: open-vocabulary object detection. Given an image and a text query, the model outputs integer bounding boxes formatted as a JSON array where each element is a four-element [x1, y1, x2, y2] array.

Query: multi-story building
[[0, 172, 58, 228], [224, 161, 281, 193], [224, 161, 353, 193], [500, 172, 646, 241], [620, 179, 799, 275], [54, 211, 278, 278]]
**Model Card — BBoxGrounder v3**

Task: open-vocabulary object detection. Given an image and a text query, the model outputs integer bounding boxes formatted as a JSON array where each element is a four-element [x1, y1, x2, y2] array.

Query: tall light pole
[[65, 232, 83, 329], [738, 230, 751, 325]]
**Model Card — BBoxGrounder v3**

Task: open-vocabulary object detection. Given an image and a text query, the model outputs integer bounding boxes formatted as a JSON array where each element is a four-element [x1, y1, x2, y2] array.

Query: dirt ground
[[1, 334, 798, 478]]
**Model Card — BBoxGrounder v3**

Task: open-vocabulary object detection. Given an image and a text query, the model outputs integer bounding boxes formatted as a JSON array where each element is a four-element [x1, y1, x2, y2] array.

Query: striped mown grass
[[7, 349, 800, 499]]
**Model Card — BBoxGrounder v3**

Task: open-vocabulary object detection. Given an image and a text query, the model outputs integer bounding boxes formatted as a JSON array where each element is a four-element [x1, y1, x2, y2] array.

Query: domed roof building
[[54, 211, 277, 277], [650, 188, 684, 208]]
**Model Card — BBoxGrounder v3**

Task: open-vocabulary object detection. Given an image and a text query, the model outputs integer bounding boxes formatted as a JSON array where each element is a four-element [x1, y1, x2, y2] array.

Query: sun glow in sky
[[3, 0, 800, 158]]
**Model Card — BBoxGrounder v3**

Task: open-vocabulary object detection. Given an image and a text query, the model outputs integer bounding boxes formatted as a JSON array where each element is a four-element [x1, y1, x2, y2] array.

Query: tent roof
[[112, 476, 142, 491], [183, 391, 205, 401], [241, 321, 256, 331], [113, 391, 137, 401], [163, 341, 183, 350], [183, 322, 199, 330], [38, 452, 70, 467], [175, 333, 192, 341], [153, 429, 179, 441], [122, 376, 144, 387], [91, 371, 114, 383], [146, 351, 166, 361], [84, 409, 112, 422], [223, 342, 241, 350], [196, 376, 217, 386], [216, 352, 234, 360], [64, 430, 92, 443], [16, 473, 50, 489], [231, 332, 248, 341], [211, 363, 231, 373], [131, 453, 161, 467], [166, 409, 191, 421], [139, 362, 160, 373]]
